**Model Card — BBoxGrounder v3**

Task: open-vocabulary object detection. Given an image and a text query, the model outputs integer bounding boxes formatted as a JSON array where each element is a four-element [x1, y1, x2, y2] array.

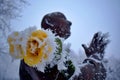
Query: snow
[[104, 56, 120, 80], [7, 26, 37, 59], [45, 18, 54, 27]]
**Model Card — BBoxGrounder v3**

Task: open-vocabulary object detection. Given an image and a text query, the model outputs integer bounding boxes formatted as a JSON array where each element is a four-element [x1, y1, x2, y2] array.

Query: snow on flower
[[7, 31, 24, 59], [7, 26, 57, 72], [24, 29, 56, 67], [7, 26, 37, 59]]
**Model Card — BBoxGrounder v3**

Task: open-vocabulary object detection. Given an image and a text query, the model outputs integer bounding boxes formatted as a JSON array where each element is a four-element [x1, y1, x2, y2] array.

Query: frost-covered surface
[[7, 26, 37, 59], [104, 56, 120, 80], [34, 29, 57, 72]]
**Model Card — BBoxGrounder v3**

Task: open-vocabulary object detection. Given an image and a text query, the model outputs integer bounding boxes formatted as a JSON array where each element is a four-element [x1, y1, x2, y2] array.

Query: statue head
[[41, 12, 72, 39]]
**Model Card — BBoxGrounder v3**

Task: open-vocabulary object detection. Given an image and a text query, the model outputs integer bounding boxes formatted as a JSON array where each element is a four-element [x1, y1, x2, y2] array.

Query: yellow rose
[[24, 30, 52, 66], [7, 32, 24, 59]]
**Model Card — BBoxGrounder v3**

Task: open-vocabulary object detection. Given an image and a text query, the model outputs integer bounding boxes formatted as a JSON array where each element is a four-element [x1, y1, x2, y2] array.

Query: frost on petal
[[7, 26, 37, 59], [7, 31, 24, 59], [24, 29, 57, 71]]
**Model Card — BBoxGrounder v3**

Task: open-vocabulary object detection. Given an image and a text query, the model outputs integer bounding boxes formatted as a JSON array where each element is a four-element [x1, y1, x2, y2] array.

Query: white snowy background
[[0, 0, 120, 80]]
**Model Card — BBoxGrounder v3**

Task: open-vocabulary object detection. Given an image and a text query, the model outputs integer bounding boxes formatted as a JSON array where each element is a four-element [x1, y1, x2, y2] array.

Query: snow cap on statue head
[[41, 12, 72, 39]]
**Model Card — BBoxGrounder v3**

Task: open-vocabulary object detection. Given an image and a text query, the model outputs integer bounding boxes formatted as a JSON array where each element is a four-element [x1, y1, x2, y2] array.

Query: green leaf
[[55, 38, 62, 54], [54, 38, 62, 61], [61, 60, 75, 79]]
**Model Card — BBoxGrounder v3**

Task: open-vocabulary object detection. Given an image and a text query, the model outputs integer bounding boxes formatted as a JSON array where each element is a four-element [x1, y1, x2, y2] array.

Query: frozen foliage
[[0, 0, 28, 34], [0, 0, 28, 58], [104, 56, 120, 80], [58, 43, 81, 78]]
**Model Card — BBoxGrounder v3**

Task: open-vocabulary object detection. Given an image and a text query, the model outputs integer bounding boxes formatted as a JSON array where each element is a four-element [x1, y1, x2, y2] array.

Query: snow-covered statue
[[7, 12, 109, 80]]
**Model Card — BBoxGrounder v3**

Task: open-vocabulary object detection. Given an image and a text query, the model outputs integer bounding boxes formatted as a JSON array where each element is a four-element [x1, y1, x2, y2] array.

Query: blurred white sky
[[12, 0, 120, 59]]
